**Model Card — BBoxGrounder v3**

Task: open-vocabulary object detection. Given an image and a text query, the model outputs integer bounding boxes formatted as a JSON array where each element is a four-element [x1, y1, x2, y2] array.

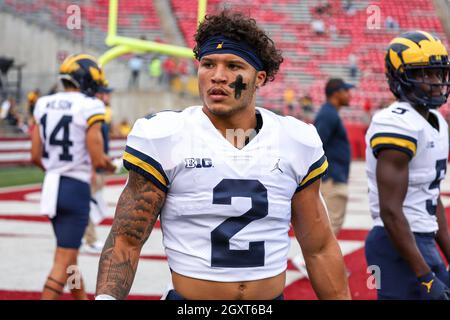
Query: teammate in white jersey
[[365, 31, 450, 299], [31, 54, 115, 299], [96, 11, 350, 300]]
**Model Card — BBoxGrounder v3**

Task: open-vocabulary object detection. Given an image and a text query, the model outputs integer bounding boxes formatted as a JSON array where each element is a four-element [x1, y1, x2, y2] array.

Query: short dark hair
[[325, 78, 354, 98], [193, 10, 283, 85], [61, 79, 77, 90]]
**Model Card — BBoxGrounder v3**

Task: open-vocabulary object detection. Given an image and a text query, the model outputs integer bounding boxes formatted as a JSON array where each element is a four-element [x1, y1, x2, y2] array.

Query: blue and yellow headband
[[197, 35, 264, 71]]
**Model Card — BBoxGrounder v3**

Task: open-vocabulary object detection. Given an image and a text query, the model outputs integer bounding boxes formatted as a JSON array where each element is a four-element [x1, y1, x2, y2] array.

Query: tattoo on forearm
[[105, 258, 135, 293], [96, 171, 165, 299]]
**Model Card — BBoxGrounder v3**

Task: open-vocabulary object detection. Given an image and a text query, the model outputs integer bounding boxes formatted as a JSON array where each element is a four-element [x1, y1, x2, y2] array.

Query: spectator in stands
[[5, 97, 27, 133], [315, 2, 332, 16], [311, 1, 328, 35], [299, 95, 314, 122], [311, 18, 326, 35], [343, 0, 356, 15], [385, 16, 400, 31], [315, 5, 324, 15], [348, 53, 358, 79], [5, 98, 18, 126], [314, 78, 354, 236], [283, 87, 296, 115], [128, 55, 144, 89], [0, 96, 12, 120]]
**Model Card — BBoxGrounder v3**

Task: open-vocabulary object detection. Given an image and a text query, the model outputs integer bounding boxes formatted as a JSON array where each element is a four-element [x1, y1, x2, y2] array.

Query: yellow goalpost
[[99, 0, 207, 66]]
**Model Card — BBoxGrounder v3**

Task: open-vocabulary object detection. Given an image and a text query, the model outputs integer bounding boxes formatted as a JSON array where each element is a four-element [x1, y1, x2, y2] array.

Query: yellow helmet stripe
[[89, 66, 104, 82], [60, 54, 99, 73], [388, 38, 420, 70], [60, 55, 80, 73]]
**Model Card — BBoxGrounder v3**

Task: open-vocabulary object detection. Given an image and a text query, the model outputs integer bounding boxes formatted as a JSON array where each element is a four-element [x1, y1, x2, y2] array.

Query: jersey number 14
[[40, 114, 74, 161]]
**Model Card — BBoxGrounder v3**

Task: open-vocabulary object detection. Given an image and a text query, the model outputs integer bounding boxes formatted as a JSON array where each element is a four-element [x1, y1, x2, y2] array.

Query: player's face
[[198, 53, 266, 116], [410, 67, 450, 97]]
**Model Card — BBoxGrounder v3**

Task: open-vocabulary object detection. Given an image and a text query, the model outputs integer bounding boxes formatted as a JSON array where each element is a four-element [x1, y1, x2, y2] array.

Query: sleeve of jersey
[[296, 153, 328, 193], [370, 126, 418, 159], [33, 98, 43, 121], [84, 100, 106, 128], [122, 122, 170, 193]]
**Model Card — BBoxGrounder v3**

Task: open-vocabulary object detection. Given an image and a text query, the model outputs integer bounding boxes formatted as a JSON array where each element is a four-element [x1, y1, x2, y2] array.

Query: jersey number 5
[[426, 159, 447, 215], [211, 179, 268, 268], [40, 114, 74, 161]]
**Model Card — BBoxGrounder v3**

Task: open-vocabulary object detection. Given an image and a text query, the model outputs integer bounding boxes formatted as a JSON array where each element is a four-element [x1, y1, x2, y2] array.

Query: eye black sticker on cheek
[[229, 75, 247, 99]]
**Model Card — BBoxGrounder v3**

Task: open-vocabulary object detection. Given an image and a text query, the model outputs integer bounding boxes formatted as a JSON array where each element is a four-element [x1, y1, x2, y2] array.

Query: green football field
[[0, 166, 127, 188], [0, 166, 45, 188]]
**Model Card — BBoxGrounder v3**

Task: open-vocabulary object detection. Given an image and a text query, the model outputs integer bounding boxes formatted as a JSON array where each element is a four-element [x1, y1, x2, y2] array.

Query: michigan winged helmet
[[59, 54, 105, 97], [385, 30, 450, 108]]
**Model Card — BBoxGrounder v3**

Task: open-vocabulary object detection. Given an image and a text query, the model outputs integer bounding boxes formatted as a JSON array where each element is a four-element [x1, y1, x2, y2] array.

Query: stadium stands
[[0, 0, 165, 51], [1, 0, 449, 118], [170, 0, 449, 116]]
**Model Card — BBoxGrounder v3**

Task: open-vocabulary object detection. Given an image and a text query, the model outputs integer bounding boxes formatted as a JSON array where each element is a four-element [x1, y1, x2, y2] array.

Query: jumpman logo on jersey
[[271, 159, 283, 173], [421, 279, 434, 293]]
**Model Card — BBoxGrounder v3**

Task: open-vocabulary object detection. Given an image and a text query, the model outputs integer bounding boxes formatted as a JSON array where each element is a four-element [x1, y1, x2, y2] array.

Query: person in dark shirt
[[314, 78, 354, 235]]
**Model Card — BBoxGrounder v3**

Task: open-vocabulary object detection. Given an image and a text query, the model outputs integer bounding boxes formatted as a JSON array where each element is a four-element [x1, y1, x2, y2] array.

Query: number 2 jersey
[[365, 101, 448, 233], [124, 106, 328, 282], [33, 91, 105, 184]]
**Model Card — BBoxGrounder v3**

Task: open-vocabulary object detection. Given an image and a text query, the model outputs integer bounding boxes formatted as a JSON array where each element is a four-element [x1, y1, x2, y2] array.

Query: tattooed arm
[[95, 170, 166, 299]]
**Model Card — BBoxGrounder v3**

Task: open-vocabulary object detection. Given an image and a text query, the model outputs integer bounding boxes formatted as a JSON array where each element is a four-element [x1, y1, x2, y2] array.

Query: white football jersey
[[366, 101, 448, 233], [123, 106, 328, 282], [34, 92, 105, 184]]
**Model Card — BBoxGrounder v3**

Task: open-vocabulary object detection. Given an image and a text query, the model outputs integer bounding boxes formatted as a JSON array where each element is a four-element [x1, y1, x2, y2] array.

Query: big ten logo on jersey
[[185, 158, 213, 168], [46, 100, 72, 110]]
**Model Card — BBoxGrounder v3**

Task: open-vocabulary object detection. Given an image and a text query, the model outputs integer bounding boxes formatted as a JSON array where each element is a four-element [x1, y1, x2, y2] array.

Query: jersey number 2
[[211, 179, 268, 268], [40, 114, 74, 161]]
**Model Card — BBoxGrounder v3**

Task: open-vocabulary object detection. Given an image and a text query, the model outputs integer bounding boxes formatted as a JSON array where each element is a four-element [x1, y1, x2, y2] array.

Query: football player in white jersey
[[96, 11, 350, 300], [365, 31, 450, 299], [31, 54, 115, 299]]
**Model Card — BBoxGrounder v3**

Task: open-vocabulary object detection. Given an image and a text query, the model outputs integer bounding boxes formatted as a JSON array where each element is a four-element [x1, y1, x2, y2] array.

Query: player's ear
[[255, 70, 266, 89]]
